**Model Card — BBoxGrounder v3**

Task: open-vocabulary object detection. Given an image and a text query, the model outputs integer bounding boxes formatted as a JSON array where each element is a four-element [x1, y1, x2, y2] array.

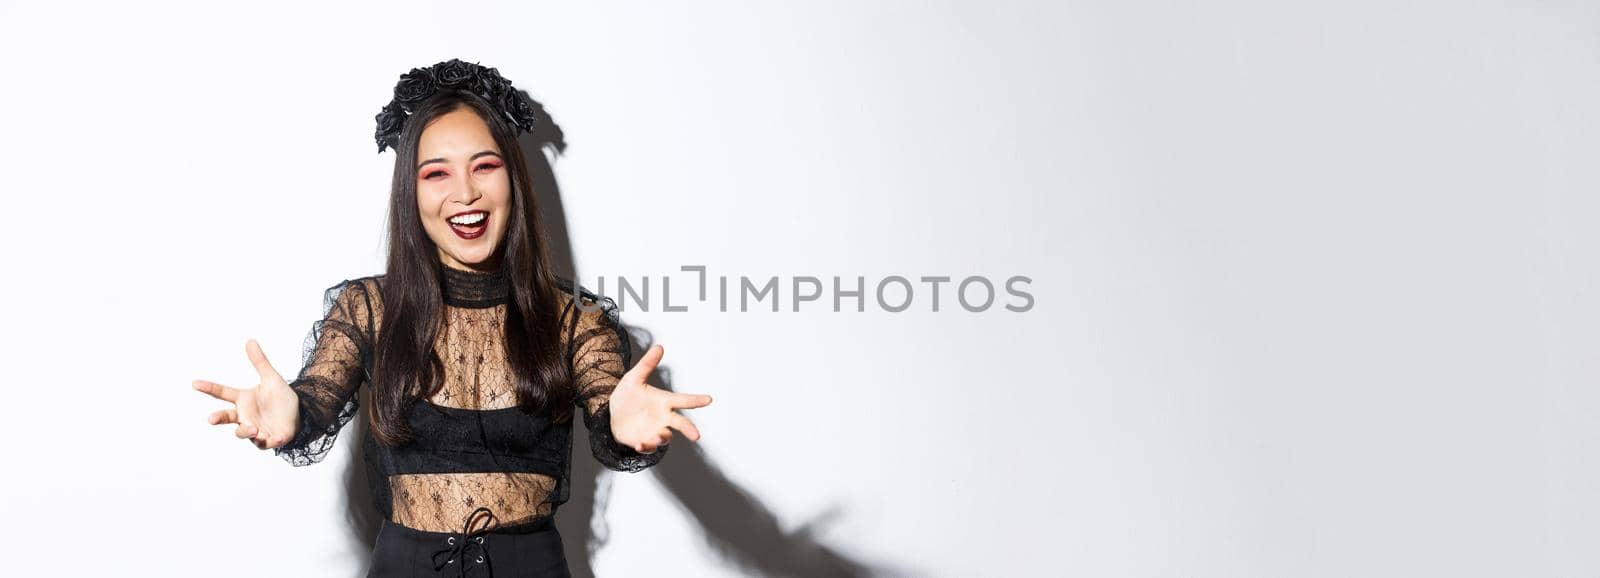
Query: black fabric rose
[[476, 68, 510, 102], [433, 58, 476, 89], [373, 59, 564, 155], [374, 102, 407, 152], [393, 67, 436, 104], [498, 88, 541, 131]]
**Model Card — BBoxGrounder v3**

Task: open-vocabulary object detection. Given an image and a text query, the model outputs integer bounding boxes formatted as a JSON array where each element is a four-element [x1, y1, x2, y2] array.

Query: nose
[[449, 181, 483, 205]]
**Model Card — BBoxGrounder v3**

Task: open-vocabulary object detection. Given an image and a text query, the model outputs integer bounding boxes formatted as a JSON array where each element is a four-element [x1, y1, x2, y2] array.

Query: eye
[[475, 162, 502, 173], [423, 170, 446, 180]]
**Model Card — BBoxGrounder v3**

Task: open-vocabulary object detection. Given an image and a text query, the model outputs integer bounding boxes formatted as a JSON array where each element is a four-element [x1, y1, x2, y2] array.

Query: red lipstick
[[447, 210, 488, 240]]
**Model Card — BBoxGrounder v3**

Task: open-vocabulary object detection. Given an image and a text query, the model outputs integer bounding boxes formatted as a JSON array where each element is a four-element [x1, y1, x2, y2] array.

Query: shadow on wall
[[335, 135, 901, 577]]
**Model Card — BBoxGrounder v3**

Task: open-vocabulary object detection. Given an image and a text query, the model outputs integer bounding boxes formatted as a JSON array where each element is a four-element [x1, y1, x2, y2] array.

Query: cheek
[[489, 176, 512, 203], [416, 187, 447, 222], [487, 181, 513, 221]]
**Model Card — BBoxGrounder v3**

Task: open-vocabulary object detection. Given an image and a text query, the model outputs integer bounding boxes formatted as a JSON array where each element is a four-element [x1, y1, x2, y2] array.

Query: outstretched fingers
[[208, 408, 239, 426], [625, 344, 665, 383], [192, 379, 239, 403], [669, 392, 713, 410], [245, 339, 281, 383], [668, 412, 701, 442]]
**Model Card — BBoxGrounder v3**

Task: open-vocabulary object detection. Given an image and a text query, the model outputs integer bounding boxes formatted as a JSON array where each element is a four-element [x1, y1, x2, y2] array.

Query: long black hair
[[369, 89, 572, 447]]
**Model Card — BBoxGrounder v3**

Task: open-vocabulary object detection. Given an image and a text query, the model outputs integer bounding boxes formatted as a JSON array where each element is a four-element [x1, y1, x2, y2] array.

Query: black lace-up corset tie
[[431, 507, 500, 576]]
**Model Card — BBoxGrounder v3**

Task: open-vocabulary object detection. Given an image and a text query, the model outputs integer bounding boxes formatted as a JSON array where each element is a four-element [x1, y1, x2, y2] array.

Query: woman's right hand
[[193, 338, 299, 450]]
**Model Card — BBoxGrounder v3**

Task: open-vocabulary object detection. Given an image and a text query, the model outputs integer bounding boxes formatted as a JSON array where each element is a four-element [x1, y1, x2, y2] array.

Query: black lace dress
[[274, 266, 665, 576]]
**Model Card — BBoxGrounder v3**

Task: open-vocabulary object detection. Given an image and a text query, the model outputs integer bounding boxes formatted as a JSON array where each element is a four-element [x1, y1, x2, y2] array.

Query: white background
[[1, 1, 1595, 576]]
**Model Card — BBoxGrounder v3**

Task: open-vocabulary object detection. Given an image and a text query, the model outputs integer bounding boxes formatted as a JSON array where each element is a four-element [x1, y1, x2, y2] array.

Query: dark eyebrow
[[416, 150, 503, 171]]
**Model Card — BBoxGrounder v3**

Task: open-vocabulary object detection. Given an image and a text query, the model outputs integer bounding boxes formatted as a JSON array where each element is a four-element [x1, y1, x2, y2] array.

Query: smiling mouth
[[448, 211, 488, 240]]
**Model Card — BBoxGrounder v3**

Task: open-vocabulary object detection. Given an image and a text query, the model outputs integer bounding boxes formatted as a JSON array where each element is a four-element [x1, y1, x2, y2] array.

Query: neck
[[439, 264, 509, 308]]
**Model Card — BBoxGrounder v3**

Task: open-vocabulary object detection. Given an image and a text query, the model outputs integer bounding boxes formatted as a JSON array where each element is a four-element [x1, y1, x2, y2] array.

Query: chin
[[453, 246, 501, 266]]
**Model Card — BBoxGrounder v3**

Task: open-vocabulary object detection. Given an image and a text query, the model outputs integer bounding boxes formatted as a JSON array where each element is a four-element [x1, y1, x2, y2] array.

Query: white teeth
[[449, 212, 486, 225]]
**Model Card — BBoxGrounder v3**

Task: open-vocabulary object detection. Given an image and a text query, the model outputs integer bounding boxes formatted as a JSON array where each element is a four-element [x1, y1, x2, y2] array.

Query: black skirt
[[368, 512, 570, 578]]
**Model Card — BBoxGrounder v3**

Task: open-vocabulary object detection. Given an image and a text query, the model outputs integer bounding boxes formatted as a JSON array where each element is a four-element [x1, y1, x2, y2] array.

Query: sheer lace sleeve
[[275, 277, 379, 466], [567, 289, 667, 472]]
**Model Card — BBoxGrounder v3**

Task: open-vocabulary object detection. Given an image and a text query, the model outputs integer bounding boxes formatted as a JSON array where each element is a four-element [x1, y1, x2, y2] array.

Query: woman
[[191, 58, 713, 577]]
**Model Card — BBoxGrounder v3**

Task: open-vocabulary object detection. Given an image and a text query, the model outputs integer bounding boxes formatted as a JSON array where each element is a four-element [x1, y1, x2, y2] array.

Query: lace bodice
[[274, 266, 665, 533]]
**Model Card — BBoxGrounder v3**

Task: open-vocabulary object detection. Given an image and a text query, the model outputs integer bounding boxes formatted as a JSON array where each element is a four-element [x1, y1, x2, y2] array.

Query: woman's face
[[415, 106, 512, 272]]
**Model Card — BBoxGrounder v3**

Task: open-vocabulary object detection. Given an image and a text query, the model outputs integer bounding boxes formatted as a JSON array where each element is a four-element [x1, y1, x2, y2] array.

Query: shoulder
[[319, 274, 384, 326], [325, 275, 383, 303], [553, 276, 622, 328], [552, 278, 632, 363]]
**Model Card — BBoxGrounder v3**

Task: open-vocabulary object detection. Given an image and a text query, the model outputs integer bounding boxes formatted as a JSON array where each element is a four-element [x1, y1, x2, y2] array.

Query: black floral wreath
[[373, 58, 564, 153]]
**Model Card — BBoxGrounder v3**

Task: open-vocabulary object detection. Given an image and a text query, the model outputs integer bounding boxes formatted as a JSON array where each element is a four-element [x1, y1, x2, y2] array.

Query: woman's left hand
[[607, 344, 713, 453]]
